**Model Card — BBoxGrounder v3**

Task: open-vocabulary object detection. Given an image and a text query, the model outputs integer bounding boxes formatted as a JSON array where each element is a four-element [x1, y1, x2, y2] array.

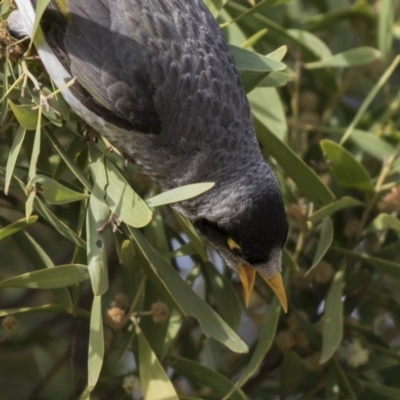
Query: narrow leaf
[[86, 182, 109, 296], [306, 217, 333, 276], [28, 110, 42, 180], [310, 197, 363, 223], [172, 209, 208, 261], [136, 322, 179, 400], [0, 264, 89, 289], [320, 270, 344, 364], [365, 213, 400, 233], [146, 182, 215, 208], [0, 216, 38, 241], [305, 47, 381, 69], [321, 140, 374, 192], [255, 119, 335, 205], [224, 278, 286, 397], [31, 0, 51, 40], [89, 147, 152, 228], [88, 295, 104, 391], [28, 174, 89, 204], [45, 129, 93, 191], [8, 100, 38, 130], [128, 227, 248, 354], [5, 126, 26, 194], [230, 45, 286, 72], [168, 356, 248, 400]]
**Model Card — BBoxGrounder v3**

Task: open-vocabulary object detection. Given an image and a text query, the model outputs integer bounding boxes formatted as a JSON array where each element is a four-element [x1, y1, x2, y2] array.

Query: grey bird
[[10, 0, 288, 310]]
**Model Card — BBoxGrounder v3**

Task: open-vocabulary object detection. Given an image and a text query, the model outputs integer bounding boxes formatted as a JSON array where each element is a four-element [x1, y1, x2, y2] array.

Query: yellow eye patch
[[227, 238, 241, 250]]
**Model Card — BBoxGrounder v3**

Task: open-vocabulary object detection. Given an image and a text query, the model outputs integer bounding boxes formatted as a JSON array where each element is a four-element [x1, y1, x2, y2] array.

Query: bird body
[[10, 0, 288, 310]]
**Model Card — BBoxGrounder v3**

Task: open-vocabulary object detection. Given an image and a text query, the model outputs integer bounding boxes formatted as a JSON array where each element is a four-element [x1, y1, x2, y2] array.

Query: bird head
[[192, 169, 288, 311]]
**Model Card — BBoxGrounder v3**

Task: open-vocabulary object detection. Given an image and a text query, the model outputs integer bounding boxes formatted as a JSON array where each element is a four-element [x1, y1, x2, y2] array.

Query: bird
[[9, 0, 288, 311]]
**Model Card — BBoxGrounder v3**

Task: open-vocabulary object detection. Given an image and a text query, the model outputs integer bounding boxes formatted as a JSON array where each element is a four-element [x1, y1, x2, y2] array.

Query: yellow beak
[[238, 263, 288, 312]]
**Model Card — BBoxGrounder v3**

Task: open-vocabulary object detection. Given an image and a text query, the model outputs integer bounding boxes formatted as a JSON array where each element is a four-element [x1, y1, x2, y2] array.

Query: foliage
[[1, 0, 400, 399]]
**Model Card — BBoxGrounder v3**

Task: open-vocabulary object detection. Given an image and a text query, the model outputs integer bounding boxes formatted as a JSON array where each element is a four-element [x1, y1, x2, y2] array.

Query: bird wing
[[31, 0, 162, 134]]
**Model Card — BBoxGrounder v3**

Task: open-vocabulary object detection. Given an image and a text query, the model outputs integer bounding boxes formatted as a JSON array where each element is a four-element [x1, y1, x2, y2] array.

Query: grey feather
[[12, 0, 288, 278]]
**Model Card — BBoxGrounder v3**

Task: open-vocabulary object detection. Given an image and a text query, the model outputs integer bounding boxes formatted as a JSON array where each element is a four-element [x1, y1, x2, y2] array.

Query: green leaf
[[88, 295, 104, 391], [0, 304, 67, 317], [8, 100, 38, 130], [230, 45, 286, 72], [320, 269, 344, 364], [287, 29, 332, 59], [310, 197, 363, 223], [255, 119, 335, 205], [329, 357, 357, 400], [0, 216, 38, 241], [304, 47, 381, 69], [320, 139, 374, 192], [203, 0, 227, 17], [202, 261, 242, 329], [167, 356, 248, 400], [5, 126, 26, 194], [146, 182, 215, 208], [0, 264, 89, 289], [282, 247, 299, 271], [136, 321, 179, 400], [31, 0, 51, 41], [224, 275, 286, 397], [378, 0, 395, 65], [89, 147, 152, 228], [45, 129, 93, 192], [363, 380, 400, 399], [0, 221, 73, 313], [34, 196, 87, 249], [28, 109, 42, 180], [249, 87, 287, 141], [306, 217, 333, 276], [333, 248, 400, 279], [28, 174, 89, 204], [340, 55, 400, 144], [349, 130, 395, 161], [221, 0, 289, 28], [258, 71, 293, 88], [365, 213, 400, 233], [281, 351, 308, 398], [172, 209, 208, 261], [127, 227, 248, 354], [86, 182, 109, 296]]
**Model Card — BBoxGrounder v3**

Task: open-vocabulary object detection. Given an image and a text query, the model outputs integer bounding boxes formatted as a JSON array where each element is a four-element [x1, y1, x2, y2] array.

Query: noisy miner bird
[[9, 0, 288, 311]]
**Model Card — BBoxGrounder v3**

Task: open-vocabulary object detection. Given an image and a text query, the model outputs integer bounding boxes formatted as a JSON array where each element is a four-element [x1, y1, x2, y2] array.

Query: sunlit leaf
[[136, 321, 179, 400], [28, 174, 89, 204], [8, 100, 38, 130], [0, 216, 38, 241], [230, 45, 286, 72], [146, 182, 215, 208], [0, 264, 89, 289], [89, 147, 152, 228], [365, 213, 400, 233], [86, 182, 109, 296], [88, 295, 104, 391]]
